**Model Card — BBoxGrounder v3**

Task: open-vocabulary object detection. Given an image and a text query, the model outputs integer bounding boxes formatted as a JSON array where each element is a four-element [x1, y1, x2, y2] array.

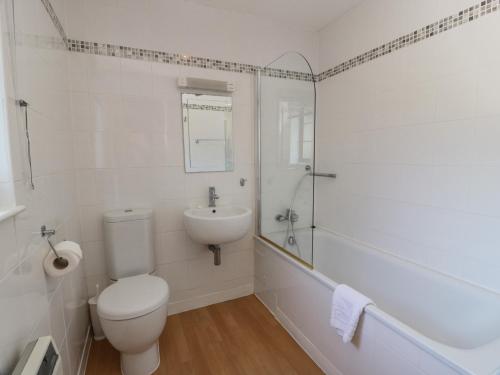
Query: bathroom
[[0, 0, 499, 374]]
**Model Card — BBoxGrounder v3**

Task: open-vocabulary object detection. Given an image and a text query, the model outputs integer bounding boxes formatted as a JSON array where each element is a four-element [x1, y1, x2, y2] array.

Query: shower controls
[[275, 209, 299, 223]]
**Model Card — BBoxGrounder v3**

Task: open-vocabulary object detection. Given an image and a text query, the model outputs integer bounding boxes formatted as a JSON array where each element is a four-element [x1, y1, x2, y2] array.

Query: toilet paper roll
[[43, 241, 82, 278], [54, 240, 83, 259]]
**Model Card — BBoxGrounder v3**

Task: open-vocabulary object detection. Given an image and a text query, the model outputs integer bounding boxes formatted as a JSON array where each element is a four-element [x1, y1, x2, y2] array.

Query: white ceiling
[[185, 0, 364, 32]]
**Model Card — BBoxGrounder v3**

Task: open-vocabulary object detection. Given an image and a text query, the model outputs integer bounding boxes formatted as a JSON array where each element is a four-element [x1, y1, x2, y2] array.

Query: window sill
[[0, 205, 26, 223]]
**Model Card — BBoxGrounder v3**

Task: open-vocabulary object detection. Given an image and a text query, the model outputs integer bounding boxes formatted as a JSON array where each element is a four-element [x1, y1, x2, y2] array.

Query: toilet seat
[[98, 274, 169, 321]]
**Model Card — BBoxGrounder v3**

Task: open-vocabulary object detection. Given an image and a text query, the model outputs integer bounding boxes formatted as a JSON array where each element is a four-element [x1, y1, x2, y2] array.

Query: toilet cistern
[[98, 208, 168, 375], [208, 186, 219, 207]]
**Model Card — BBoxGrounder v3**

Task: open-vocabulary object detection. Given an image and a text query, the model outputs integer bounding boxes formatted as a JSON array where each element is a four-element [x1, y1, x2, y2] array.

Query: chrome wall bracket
[[40, 225, 69, 270], [40, 225, 56, 238]]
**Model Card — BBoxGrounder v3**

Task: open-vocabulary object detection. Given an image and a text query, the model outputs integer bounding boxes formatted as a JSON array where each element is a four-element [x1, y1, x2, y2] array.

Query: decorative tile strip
[[262, 67, 314, 81], [43, 0, 499, 83], [38, 0, 312, 81], [67, 39, 314, 81], [40, 0, 68, 47], [183, 103, 232, 112], [317, 0, 500, 81]]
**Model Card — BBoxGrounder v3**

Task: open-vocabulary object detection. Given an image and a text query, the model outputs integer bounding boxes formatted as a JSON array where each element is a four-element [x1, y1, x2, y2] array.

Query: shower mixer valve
[[275, 209, 299, 223]]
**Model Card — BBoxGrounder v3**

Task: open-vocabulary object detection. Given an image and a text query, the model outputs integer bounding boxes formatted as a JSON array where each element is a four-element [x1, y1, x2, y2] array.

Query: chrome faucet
[[208, 186, 219, 207], [275, 209, 299, 223]]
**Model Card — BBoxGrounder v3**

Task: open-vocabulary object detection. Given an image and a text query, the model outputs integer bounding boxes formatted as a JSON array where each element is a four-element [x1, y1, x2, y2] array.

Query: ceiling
[[185, 0, 364, 32]]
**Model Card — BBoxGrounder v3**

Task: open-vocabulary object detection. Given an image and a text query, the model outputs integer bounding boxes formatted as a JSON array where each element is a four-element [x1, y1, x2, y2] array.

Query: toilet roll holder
[[40, 225, 69, 270]]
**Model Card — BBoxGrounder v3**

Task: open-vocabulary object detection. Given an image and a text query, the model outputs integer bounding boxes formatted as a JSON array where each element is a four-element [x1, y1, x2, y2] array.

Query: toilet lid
[[97, 274, 169, 321]]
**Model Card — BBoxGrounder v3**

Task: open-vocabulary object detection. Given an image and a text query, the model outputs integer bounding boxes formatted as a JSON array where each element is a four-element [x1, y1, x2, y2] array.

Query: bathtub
[[254, 228, 500, 375]]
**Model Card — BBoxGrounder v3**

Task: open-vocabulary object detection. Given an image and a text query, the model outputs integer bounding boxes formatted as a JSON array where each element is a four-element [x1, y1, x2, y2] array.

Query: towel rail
[[310, 172, 336, 178], [304, 165, 336, 179]]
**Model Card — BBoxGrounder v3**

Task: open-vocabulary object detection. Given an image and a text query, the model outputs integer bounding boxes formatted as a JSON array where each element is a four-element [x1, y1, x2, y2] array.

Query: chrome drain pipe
[[208, 245, 221, 265]]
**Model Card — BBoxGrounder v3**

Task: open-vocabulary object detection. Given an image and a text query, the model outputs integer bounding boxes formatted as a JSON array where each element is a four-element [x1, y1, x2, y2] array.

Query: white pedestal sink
[[183, 206, 252, 245]]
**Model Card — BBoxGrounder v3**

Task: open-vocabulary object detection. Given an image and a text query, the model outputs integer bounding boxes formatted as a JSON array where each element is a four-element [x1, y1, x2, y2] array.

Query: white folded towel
[[330, 284, 373, 343]]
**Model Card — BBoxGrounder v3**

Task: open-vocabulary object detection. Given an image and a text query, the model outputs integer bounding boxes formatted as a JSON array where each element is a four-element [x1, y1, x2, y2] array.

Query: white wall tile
[[120, 59, 153, 97], [0, 218, 18, 280], [0, 268, 33, 372], [76, 170, 97, 206], [120, 96, 165, 133], [73, 131, 116, 169], [68, 53, 89, 92], [316, 0, 500, 293], [155, 199, 186, 233], [475, 64, 500, 118], [66, 0, 319, 70], [48, 286, 67, 350], [468, 166, 500, 217], [156, 230, 204, 264], [472, 116, 500, 164], [0, 9, 88, 365], [79, 205, 104, 242], [70, 56, 256, 305], [87, 55, 121, 94], [156, 261, 189, 292], [81, 241, 108, 277]]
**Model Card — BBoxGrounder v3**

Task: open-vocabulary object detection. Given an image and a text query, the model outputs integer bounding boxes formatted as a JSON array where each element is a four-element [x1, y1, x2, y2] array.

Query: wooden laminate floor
[[85, 295, 323, 375]]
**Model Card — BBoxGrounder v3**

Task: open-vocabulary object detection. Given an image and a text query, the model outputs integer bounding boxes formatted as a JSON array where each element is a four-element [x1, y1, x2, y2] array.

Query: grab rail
[[310, 172, 336, 178], [304, 165, 336, 178]]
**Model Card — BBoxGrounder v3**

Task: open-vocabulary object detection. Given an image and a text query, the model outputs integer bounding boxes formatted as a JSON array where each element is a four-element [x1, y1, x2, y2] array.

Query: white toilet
[[97, 208, 169, 375]]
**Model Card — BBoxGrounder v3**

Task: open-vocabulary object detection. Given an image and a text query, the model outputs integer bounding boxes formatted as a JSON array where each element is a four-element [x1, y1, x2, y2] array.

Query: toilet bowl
[[98, 274, 169, 375]]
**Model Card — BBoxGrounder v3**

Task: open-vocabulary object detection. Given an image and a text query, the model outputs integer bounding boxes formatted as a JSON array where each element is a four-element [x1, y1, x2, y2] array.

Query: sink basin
[[183, 206, 252, 245]]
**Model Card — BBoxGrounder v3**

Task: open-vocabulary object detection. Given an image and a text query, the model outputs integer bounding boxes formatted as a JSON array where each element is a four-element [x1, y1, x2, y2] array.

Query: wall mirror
[[181, 92, 234, 173]]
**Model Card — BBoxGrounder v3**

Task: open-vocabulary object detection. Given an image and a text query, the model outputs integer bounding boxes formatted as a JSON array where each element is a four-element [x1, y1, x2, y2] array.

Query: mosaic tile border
[[67, 39, 314, 81], [41, 0, 314, 81], [183, 103, 233, 112], [40, 0, 313, 81], [264, 67, 314, 81], [42, 0, 499, 83], [40, 0, 68, 47], [316, 0, 500, 81]]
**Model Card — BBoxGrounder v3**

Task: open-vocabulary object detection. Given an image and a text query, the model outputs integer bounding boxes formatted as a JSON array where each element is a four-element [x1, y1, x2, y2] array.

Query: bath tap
[[275, 208, 299, 223]]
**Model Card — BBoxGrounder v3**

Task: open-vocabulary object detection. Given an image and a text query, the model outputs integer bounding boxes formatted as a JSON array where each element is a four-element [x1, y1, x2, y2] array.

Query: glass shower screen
[[257, 52, 316, 266]]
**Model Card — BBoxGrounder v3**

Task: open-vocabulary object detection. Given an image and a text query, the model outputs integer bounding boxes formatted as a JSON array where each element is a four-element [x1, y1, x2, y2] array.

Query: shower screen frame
[[255, 53, 317, 269]]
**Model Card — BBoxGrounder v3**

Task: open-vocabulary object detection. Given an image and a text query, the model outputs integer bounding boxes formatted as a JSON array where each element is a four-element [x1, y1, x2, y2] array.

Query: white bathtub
[[254, 228, 500, 375]]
